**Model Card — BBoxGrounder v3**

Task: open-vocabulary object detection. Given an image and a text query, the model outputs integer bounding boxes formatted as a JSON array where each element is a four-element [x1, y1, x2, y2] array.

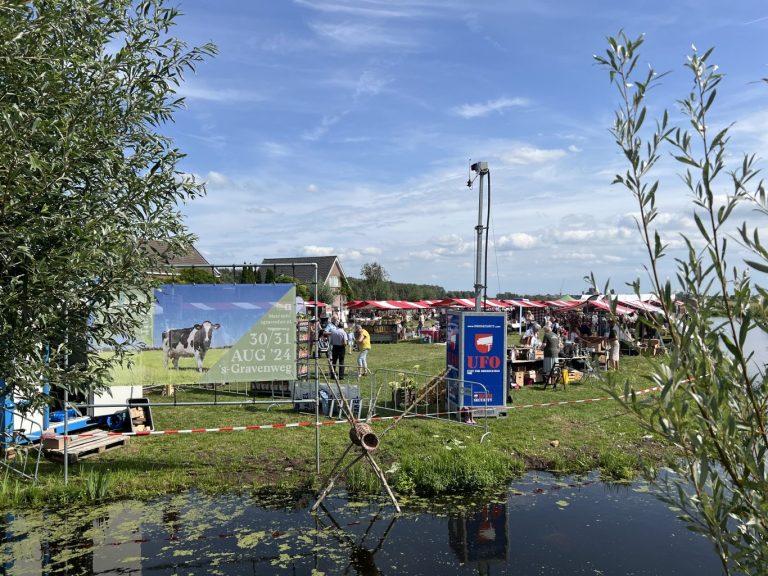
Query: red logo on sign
[[474, 334, 493, 354]]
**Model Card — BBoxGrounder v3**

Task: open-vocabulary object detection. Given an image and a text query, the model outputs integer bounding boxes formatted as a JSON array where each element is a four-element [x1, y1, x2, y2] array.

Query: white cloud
[[496, 233, 538, 250], [261, 142, 293, 159], [500, 146, 567, 165], [259, 33, 316, 54], [453, 97, 529, 119], [295, 0, 412, 18], [176, 83, 264, 103], [302, 245, 335, 256], [355, 70, 392, 99], [552, 226, 635, 243], [306, 184, 319, 193], [409, 250, 436, 260], [302, 114, 343, 141], [205, 171, 230, 186], [310, 22, 417, 49]]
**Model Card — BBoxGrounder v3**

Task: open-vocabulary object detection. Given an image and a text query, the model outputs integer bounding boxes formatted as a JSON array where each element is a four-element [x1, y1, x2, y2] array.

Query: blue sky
[[166, 0, 768, 295]]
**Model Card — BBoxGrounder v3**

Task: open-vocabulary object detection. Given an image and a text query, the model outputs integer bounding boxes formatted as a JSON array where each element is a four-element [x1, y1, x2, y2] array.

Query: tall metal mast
[[471, 161, 489, 312]]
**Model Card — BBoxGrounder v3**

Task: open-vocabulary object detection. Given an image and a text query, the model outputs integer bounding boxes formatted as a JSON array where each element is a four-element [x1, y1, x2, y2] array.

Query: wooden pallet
[[44, 431, 129, 464]]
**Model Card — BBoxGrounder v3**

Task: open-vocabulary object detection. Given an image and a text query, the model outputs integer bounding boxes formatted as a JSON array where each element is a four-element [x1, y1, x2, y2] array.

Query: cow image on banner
[[106, 284, 296, 387], [162, 320, 221, 371]]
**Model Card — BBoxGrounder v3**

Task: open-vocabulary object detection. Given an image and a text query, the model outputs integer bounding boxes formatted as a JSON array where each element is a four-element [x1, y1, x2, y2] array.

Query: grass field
[[3, 339, 673, 508], [105, 348, 228, 386]]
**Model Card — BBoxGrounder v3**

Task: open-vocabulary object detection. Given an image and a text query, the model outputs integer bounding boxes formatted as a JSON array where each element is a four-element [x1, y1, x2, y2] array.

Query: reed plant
[[82, 468, 112, 501]]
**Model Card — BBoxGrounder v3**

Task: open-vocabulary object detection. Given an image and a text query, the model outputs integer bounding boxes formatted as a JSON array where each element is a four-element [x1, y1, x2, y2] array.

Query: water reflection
[[0, 472, 722, 575], [316, 503, 396, 575], [448, 503, 508, 574]]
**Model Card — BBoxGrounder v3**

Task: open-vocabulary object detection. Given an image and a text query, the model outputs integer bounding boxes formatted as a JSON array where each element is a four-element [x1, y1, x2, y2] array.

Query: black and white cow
[[162, 321, 221, 372]]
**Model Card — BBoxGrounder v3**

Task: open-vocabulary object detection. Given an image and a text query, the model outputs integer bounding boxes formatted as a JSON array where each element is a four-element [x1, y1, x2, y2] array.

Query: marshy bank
[[1, 345, 676, 509]]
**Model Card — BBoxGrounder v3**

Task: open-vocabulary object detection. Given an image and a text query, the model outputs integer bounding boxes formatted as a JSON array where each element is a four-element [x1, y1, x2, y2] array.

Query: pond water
[[1, 472, 721, 575]]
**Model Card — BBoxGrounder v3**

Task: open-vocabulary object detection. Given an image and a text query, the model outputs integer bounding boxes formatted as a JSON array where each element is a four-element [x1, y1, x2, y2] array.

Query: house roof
[[259, 256, 344, 284], [144, 240, 211, 269]]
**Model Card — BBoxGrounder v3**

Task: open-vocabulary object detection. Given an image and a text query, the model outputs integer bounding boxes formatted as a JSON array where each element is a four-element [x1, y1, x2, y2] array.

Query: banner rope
[[40, 386, 660, 440]]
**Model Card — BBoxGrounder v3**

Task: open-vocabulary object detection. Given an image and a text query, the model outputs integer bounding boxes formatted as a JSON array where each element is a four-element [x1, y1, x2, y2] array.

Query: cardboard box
[[514, 371, 525, 386], [43, 434, 66, 450], [528, 370, 540, 383], [534, 350, 544, 359]]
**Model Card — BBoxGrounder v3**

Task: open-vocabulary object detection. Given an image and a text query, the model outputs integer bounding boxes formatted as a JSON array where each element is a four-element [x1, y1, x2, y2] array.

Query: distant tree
[[254, 268, 262, 283], [240, 264, 256, 284], [340, 276, 355, 300], [274, 274, 309, 300], [346, 276, 446, 301], [264, 268, 276, 284], [595, 32, 768, 575], [446, 290, 474, 299], [315, 282, 334, 306], [174, 268, 217, 284], [0, 0, 215, 409], [360, 262, 390, 300]]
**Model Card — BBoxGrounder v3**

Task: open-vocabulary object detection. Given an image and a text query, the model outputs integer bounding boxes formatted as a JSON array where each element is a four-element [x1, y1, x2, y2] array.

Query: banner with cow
[[107, 284, 296, 386]]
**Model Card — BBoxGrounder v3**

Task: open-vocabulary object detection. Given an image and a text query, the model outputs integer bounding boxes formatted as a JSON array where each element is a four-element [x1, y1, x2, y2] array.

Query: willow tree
[[0, 0, 216, 410], [595, 32, 768, 574]]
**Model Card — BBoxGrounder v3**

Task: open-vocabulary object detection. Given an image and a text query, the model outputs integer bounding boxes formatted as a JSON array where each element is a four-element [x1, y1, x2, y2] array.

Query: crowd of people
[[311, 303, 663, 382], [515, 305, 666, 372], [315, 315, 371, 379]]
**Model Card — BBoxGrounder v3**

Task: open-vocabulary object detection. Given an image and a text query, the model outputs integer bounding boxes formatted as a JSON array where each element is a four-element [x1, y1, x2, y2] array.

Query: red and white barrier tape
[[506, 385, 660, 411], [42, 386, 660, 440]]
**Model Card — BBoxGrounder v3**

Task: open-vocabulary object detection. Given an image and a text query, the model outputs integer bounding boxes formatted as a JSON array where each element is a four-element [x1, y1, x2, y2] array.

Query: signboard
[[446, 311, 507, 417], [108, 284, 296, 385]]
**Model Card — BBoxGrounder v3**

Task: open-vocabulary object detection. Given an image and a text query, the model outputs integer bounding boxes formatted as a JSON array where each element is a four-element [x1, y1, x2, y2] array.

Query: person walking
[[541, 325, 560, 386], [329, 319, 348, 379], [354, 324, 371, 377], [607, 320, 620, 370]]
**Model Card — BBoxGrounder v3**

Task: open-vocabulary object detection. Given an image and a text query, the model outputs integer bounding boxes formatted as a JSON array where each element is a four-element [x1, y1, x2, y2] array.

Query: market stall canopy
[[617, 297, 664, 314], [502, 299, 547, 308], [349, 300, 427, 310], [544, 300, 574, 308], [584, 299, 634, 315], [431, 298, 510, 309], [304, 301, 328, 307]]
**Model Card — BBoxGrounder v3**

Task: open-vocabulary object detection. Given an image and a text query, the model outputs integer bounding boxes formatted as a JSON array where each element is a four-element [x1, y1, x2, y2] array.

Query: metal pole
[[63, 389, 68, 485], [472, 162, 488, 311], [313, 264, 320, 475]]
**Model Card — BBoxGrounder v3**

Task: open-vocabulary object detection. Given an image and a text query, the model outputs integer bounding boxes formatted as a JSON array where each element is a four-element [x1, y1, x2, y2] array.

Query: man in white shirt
[[327, 320, 348, 379]]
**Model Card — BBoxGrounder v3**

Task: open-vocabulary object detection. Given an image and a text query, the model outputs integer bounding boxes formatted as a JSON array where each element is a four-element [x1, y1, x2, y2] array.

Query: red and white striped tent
[[503, 299, 547, 308], [617, 297, 664, 314], [348, 300, 428, 310], [430, 297, 510, 309]]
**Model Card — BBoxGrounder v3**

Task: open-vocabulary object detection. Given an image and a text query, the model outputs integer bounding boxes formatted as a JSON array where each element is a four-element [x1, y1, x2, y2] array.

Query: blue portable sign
[[446, 311, 507, 416]]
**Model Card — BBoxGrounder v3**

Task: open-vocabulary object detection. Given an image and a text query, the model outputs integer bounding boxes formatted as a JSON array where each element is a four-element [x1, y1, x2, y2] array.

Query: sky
[[163, 0, 768, 295]]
